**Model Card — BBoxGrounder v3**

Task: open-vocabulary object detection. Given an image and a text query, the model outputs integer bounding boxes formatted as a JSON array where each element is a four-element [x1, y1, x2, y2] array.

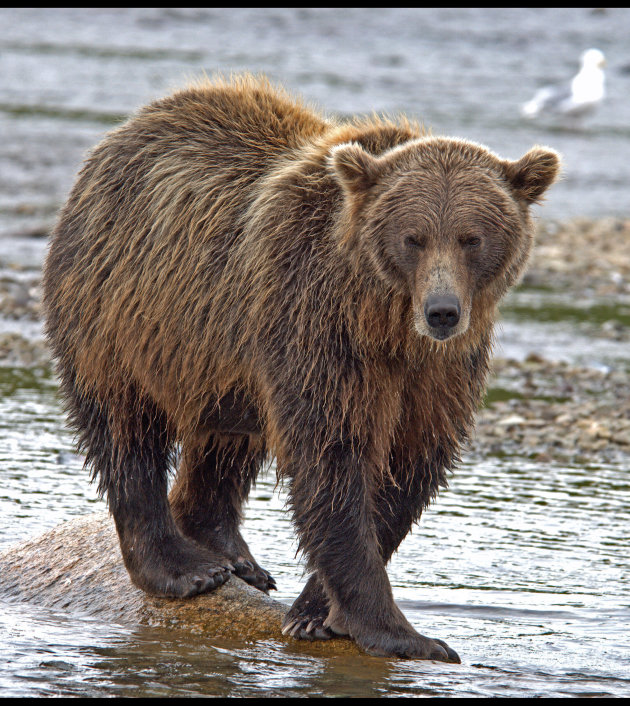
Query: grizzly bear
[[43, 75, 559, 662]]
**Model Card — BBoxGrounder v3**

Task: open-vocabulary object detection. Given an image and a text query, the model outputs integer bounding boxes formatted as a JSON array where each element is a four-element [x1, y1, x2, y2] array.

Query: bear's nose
[[424, 294, 461, 330]]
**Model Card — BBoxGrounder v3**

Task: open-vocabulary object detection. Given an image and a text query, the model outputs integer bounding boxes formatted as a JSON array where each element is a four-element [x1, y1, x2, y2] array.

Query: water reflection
[[4, 601, 628, 697]]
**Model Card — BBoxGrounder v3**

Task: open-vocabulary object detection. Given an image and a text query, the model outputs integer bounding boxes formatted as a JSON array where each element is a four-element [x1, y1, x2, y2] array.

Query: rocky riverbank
[[472, 354, 630, 464], [1, 218, 628, 463], [525, 217, 630, 298]]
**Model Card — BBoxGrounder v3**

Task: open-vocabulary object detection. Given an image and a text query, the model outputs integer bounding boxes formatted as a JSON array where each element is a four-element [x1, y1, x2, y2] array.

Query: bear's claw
[[231, 558, 277, 593], [281, 615, 335, 641], [181, 565, 232, 597]]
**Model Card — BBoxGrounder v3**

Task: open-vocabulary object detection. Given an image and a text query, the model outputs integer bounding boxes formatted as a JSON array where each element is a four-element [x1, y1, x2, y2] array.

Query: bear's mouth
[[413, 315, 462, 342], [427, 325, 458, 341]]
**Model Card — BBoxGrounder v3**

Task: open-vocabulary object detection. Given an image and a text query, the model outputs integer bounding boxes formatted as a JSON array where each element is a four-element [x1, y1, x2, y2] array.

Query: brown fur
[[43, 74, 559, 660]]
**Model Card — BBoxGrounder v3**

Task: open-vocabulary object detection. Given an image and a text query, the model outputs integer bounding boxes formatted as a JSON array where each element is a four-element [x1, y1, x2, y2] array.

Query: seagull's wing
[[522, 82, 572, 118]]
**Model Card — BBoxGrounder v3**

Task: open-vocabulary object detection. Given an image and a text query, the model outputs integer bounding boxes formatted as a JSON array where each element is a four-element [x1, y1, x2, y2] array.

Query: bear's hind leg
[[170, 436, 276, 593], [281, 572, 345, 640], [66, 378, 233, 598]]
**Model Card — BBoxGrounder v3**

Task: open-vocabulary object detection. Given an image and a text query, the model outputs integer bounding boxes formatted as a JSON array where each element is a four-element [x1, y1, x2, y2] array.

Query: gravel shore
[[525, 217, 630, 298], [1, 218, 628, 463], [473, 354, 630, 464]]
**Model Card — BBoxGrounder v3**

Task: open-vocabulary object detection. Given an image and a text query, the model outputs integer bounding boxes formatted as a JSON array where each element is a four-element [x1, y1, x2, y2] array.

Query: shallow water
[[498, 290, 630, 372], [1, 7, 630, 698]]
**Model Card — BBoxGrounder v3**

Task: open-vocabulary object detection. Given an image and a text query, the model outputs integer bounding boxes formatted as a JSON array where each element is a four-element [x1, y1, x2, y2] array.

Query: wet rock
[[472, 356, 630, 464], [497, 414, 527, 426], [612, 430, 630, 446], [0, 275, 41, 320], [526, 218, 630, 297], [0, 512, 361, 655]]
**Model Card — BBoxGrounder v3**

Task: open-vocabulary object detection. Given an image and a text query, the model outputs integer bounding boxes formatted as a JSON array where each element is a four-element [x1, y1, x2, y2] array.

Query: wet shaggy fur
[[43, 75, 559, 661]]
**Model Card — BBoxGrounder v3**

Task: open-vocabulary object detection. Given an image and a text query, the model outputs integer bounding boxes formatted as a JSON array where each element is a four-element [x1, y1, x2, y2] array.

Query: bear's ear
[[329, 142, 383, 194], [503, 147, 561, 204]]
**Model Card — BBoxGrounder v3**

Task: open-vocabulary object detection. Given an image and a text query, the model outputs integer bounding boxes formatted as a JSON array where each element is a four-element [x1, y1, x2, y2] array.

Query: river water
[[1, 7, 629, 698]]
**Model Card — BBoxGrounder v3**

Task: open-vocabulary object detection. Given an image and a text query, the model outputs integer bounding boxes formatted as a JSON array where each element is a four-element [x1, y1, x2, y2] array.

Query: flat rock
[[0, 511, 361, 654]]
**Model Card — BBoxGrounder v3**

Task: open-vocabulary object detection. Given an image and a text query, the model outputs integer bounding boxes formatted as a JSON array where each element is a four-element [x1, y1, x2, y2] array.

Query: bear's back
[[42, 77, 331, 420], [41, 76, 423, 431], [124, 75, 330, 177]]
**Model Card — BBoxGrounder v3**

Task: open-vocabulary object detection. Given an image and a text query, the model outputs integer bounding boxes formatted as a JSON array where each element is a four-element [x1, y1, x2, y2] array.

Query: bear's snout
[[424, 294, 461, 339]]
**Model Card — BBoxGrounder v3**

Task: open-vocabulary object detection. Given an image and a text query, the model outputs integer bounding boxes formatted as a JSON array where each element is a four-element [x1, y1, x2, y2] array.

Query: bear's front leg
[[285, 441, 459, 662], [283, 452, 443, 643]]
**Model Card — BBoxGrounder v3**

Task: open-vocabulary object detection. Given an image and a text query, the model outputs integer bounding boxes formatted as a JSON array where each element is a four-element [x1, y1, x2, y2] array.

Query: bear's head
[[329, 137, 560, 342]]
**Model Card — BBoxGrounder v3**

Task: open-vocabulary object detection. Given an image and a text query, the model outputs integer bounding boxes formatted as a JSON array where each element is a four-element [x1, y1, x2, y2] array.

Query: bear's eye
[[404, 235, 426, 250], [462, 235, 482, 249]]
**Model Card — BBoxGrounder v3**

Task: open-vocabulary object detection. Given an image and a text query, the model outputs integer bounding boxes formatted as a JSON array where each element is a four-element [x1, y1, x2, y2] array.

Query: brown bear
[[42, 74, 559, 662]]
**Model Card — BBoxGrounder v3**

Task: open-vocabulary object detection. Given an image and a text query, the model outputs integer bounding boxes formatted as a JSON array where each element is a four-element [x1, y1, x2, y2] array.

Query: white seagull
[[522, 48, 606, 121]]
